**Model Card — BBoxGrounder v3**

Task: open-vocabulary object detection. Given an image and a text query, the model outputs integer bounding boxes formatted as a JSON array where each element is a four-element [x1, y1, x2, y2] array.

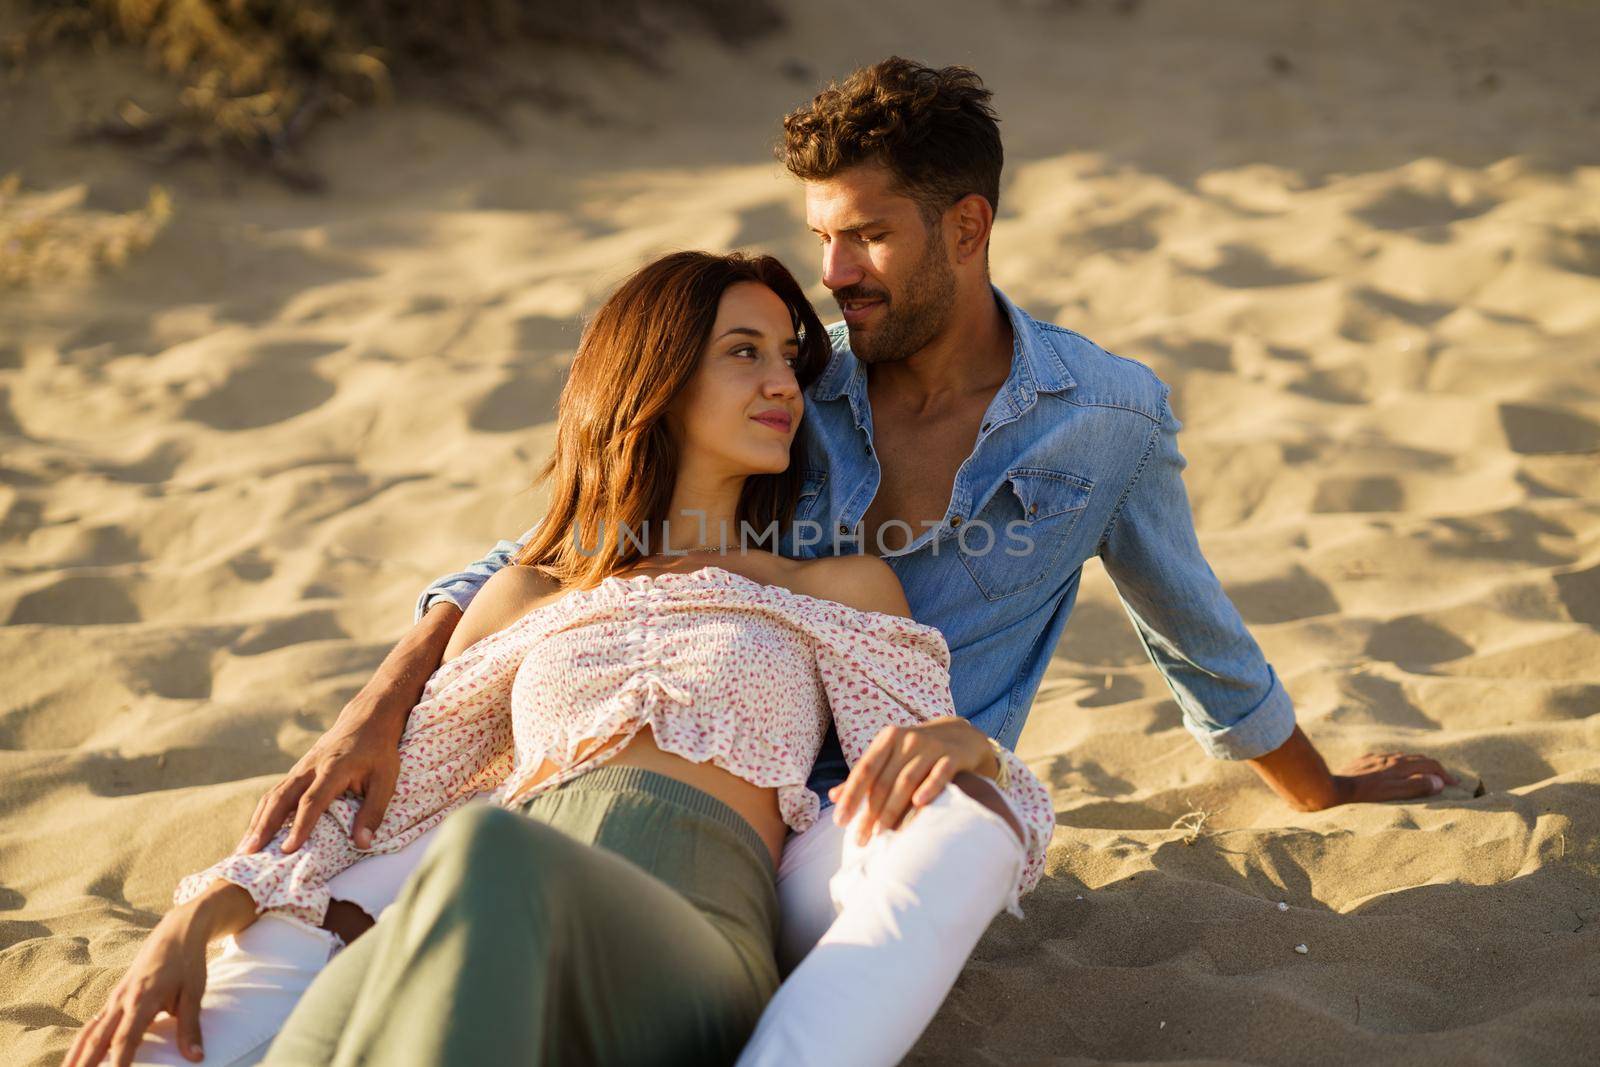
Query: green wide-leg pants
[[263, 766, 781, 1067]]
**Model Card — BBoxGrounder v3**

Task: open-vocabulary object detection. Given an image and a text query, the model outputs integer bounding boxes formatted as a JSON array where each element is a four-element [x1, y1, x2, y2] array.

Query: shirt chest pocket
[[782, 469, 830, 559], [793, 468, 827, 524], [957, 467, 1093, 600]]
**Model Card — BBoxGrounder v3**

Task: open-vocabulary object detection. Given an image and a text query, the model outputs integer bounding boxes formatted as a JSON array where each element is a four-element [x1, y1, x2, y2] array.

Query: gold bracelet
[[986, 738, 1011, 791]]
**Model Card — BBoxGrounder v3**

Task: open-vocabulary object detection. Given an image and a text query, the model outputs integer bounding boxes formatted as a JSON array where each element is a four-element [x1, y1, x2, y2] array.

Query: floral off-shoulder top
[[175, 566, 1055, 929]]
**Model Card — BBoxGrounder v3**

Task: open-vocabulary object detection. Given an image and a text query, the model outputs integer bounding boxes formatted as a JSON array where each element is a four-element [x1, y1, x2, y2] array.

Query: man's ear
[[950, 193, 995, 266]]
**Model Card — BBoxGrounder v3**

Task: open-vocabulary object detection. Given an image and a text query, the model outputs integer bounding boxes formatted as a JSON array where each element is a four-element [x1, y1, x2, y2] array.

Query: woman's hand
[[829, 718, 999, 844], [63, 883, 256, 1067]]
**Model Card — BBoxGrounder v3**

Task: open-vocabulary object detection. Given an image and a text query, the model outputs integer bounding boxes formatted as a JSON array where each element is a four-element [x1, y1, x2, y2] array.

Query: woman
[[65, 252, 1053, 1067]]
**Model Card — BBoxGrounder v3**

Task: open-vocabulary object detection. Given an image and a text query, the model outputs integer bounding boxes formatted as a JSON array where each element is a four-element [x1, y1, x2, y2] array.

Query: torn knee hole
[[951, 771, 1025, 844], [322, 898, 376, 943]]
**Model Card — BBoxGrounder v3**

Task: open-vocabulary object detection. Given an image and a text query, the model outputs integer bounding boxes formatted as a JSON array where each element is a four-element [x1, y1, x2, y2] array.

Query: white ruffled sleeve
[[798, 604, 1055, 914], [172, 618, 541, 930]]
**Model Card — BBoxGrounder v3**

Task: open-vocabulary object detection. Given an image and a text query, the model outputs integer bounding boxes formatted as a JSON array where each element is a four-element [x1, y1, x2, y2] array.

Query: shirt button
[[981, 422, 991, 433], [838, 523, 850, 534], [1028, 503, 1038, 516], [950, 515, 963, 527]]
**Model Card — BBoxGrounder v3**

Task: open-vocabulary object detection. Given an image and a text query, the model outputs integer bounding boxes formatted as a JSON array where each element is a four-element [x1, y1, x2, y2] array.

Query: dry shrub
[[0, 172, 173, 286], [10, 1, 784, 188]]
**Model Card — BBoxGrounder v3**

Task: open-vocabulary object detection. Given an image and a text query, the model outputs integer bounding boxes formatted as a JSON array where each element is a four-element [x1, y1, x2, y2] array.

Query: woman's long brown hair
[[512, 251, 830, 590]]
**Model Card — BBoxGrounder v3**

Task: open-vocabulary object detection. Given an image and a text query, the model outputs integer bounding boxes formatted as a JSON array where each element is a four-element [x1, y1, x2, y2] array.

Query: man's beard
[[836, 228, 957, 365]]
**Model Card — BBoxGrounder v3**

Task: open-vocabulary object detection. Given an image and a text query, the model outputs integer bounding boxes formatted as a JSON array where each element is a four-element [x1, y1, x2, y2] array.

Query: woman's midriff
[[507, 726, 787, 867]]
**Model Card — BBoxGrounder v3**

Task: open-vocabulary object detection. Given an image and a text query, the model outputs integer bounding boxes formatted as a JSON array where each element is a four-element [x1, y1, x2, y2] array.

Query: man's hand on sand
[[1330, 750, 1460, 806], [237, 702, 405, 854], [1246, 726, 1459, 812]]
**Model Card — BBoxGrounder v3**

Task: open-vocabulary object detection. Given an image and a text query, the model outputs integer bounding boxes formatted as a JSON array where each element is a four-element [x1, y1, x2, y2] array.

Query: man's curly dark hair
[[778, 56, 1003, 224]]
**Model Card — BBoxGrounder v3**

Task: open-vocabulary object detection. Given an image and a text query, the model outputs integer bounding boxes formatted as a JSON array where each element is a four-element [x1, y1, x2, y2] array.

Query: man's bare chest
[[860, 410, 986, 555]]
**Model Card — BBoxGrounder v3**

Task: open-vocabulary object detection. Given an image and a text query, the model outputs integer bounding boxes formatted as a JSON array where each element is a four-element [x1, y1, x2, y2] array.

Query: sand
[[3, 1, 1599, 1063]]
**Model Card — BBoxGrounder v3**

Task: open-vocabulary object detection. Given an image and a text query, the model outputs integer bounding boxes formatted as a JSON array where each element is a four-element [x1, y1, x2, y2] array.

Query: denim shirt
[[416, 287, 1297, 801]]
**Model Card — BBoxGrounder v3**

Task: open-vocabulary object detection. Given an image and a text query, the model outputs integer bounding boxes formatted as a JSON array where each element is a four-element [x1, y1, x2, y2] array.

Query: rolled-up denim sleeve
[[413, 521, 542, 623], [1096, 396, 1297, 760]]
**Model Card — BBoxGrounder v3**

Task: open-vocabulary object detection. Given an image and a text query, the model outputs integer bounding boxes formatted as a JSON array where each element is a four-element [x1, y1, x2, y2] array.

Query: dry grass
[[1169, 801, 1223, 846], [8, 0, 783, 188], [0, 172, 172, 286]]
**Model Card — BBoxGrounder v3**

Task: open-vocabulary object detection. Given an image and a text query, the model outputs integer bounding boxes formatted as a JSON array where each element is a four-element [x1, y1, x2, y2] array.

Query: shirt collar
[[809, 286, 1076, 407], [810, 322, 859, 402], [994, 285, 1076, 404]]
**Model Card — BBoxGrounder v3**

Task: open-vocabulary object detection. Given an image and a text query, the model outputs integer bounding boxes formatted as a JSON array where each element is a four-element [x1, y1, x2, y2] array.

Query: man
[[177, 58, 1454, 1067]]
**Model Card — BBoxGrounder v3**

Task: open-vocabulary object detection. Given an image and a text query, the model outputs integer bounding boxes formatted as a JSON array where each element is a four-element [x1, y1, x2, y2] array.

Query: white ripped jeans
[[128, 785, 1024, 1067]]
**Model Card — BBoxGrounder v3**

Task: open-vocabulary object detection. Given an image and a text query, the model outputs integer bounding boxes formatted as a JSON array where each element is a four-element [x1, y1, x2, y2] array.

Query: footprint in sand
[[1057, 599, 1151, 666], [728, 200, 802, 252], [117, 637, 218, 701], [82, 747, 287, 797], [1140, 336, 1234, 373], [1351, 185, 1498, 233], [1198, 244, 1320, 289], [90, 439, 189, 484], [1077, 209, 1162, 253], [1498, 402, 1600, 455], [470, 368, 563, 433], [1363, 615, 1475, 667], [1335, 673, 1443, 730], [232, 610, 348, 656], [8, 574, 141, 626], [515, 313, 579, 352], [182, 341, 339, 431], [465, 318, 580, 432], [0, 385, 22, 436], [1227, 566, 1341, 624], [227, 548, 275, 583], [1338, 286, 1453, 344], [1549, 226, 1600, 276], [1313, 475, 1407, 513], [1553, 563, 1600, 628]]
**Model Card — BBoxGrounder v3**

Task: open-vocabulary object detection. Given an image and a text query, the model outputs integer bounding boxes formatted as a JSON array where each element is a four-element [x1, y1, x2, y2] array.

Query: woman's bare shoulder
[[787, 555, 912, 619], [476, 564, 564, 612], [485, 563, 562, 595], [444, 565, 564, 661]]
